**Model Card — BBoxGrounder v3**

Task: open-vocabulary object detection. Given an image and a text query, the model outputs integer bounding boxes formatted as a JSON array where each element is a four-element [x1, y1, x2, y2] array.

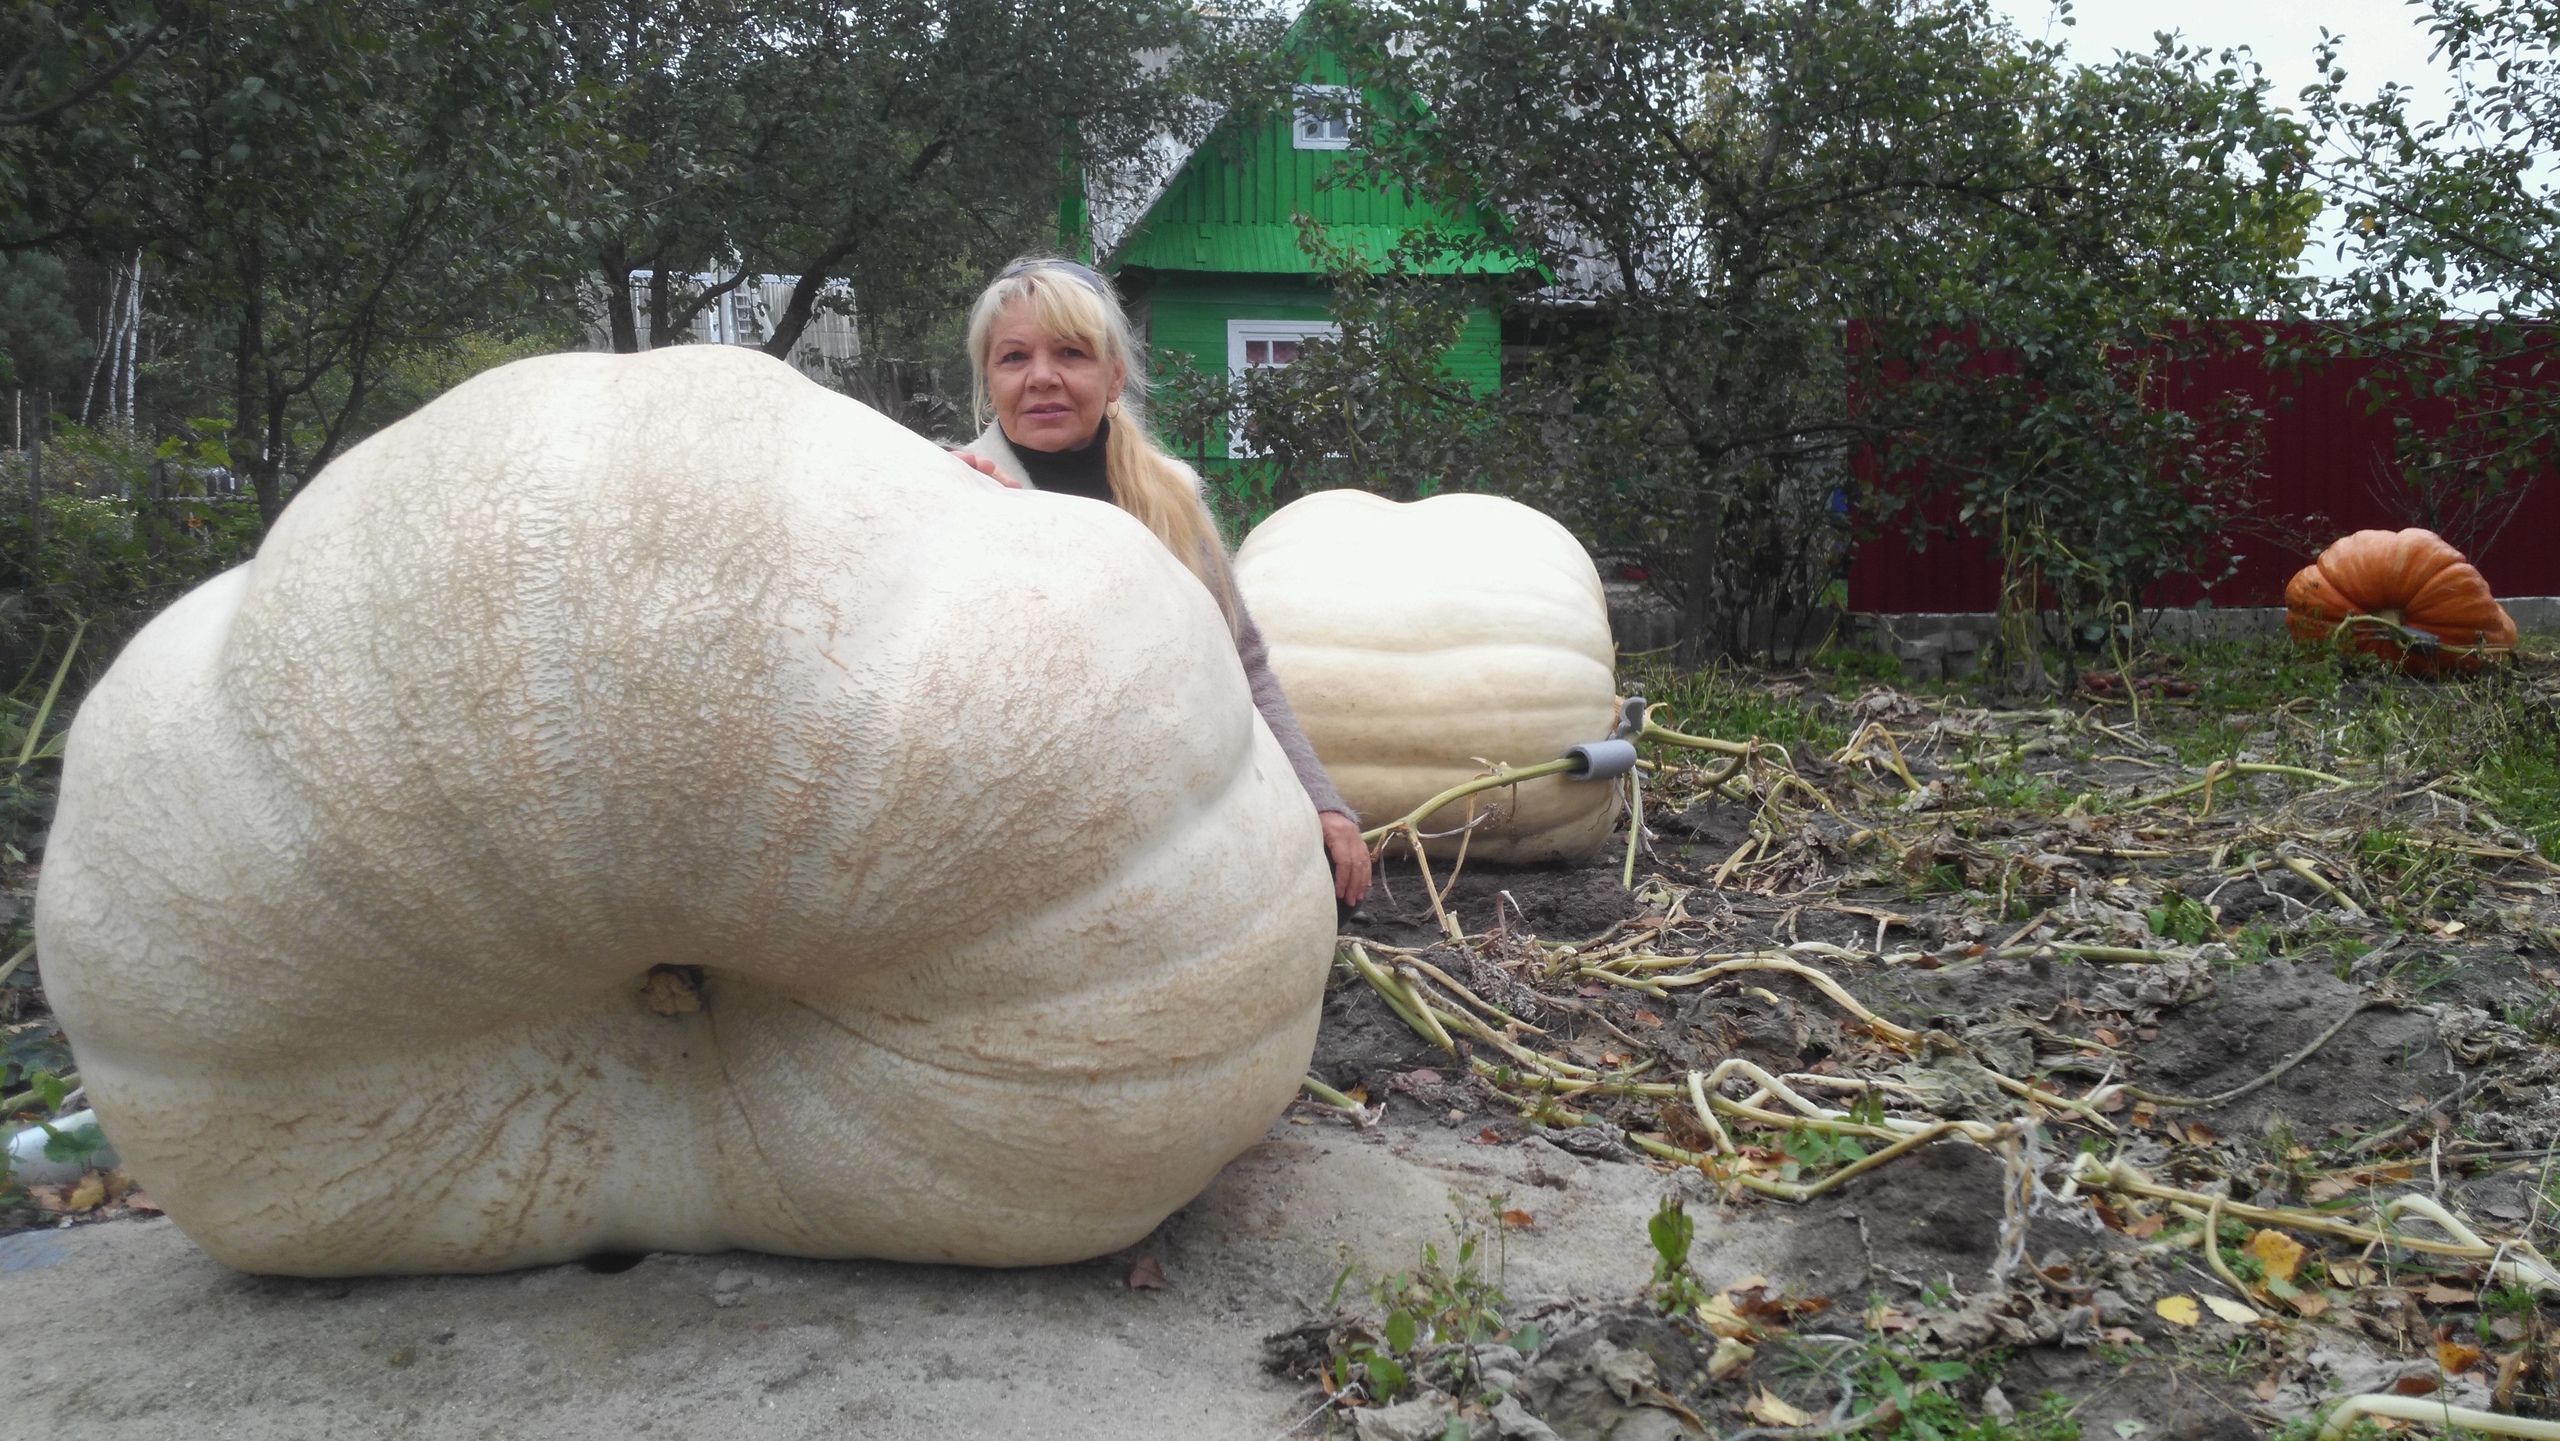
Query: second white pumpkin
[[1234, 490, 1620, 863]]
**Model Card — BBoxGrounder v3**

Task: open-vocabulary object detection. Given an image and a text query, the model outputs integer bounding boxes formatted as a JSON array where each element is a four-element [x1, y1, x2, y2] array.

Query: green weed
[[1326, 1195, 1530, 1404], [2146, 891, 2217, 946], [1643, 1195, 1712, 1314], [1621, 659, 1847, 750]]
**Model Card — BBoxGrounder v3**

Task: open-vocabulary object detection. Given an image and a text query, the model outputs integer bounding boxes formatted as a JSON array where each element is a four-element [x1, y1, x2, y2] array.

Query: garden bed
[[1289, 637, 2560, 1438]]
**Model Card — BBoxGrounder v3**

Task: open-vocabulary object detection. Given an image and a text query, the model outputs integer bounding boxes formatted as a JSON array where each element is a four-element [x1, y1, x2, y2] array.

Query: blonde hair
[[966, 259, 1237, 629]]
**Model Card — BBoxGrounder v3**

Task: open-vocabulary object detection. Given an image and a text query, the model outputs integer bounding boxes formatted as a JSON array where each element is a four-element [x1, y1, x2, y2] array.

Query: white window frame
[[1226, 319, 1342, 457], [1291, 85, 1355, 150]]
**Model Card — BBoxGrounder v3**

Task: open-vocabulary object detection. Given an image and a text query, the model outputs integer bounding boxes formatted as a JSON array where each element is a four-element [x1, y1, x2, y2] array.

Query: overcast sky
[[1990, 1, 2474, 279], [1987, 0, 2456, 121]]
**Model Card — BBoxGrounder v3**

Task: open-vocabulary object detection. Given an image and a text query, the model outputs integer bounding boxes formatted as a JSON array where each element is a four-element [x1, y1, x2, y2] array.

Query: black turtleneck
[[1008, 418, 1114, 502]]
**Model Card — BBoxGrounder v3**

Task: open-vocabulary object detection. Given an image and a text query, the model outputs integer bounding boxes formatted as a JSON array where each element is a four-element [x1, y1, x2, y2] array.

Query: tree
[[1313, 0, 2306, 662], [563, 0, 1266, 382], [0, 250, 91, 392], [0, 0, 175, 249], [2302, 0, 2560, 555], [1857, 39, 2312, 683], [99, 0, 584, 522]]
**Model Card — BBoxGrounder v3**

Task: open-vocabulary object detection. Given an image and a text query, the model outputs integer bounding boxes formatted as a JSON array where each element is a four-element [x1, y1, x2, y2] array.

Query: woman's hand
[[948, 449, 1021, 488], [1320, 811, 1371, 907]]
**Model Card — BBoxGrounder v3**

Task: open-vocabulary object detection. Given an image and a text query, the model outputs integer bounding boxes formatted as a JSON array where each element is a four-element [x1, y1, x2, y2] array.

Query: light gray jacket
[[962, 423, 1355, 823]]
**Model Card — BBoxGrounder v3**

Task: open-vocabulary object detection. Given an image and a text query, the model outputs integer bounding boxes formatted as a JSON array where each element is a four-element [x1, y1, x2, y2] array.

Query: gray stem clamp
[[1563, 695, 1647, 782]]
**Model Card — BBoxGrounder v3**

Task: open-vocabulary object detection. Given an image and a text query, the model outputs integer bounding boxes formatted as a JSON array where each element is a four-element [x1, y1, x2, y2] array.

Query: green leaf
[[1647, 1198, 1693, 1271], [1384, 1308, 1417, 1355], [1509, 1323, 1545, 1354], [41, 1120, 102, 1165], [1365, 1353, 1407, 1398], [1916, 1361, 1973, 1382]]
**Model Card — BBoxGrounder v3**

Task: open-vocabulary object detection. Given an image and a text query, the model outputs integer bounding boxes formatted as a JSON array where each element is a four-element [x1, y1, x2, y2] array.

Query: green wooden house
[[1079, 39, 1520, 480]]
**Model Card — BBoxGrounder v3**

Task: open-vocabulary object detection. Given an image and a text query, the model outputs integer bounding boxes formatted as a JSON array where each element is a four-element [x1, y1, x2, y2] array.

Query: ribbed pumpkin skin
[[34, 347, 1335, 1276], [1234, 490, 1619, 863], [2283, 528, 2517, 674]]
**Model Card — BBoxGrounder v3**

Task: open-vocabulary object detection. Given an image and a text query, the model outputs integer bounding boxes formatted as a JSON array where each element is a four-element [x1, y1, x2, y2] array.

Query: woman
[[949, 256, 1372, 906]]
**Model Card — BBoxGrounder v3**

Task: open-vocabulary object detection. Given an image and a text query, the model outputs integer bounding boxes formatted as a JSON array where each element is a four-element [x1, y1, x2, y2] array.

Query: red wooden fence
[[1848, 328, 2560, 612]]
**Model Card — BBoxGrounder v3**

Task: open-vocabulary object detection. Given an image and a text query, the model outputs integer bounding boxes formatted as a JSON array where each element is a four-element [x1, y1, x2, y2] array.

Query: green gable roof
[[1103, 47, 1524, 276]]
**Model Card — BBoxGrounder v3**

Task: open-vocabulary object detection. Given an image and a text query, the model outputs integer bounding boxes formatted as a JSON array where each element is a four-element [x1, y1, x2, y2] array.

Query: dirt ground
[[6, 661, 2560, 1439]]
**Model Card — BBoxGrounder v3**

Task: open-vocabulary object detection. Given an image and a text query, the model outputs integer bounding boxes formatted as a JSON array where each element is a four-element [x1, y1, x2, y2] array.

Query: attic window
[[1292, 86, 1353, 150]]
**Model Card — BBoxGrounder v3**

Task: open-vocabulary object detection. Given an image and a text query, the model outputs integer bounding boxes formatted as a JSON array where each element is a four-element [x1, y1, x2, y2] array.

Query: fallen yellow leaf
[[2436, 1339, 2486, 1375], [1746, 1389, 1814, 1427], [1695, 1295, 1755, 1339], [2244, 1229, 2306, 1284], [61, 1172, 105, 1213], [2203, 1295, 2262, 1325], [1708, 1336, 1755, 1381], [2329, 1260, 2376, 1288], [2155, 1295, 2201, 1327]]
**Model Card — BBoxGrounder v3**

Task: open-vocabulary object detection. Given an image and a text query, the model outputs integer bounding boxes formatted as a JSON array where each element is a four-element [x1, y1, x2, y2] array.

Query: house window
[[1292, 86, 1354, 150], [1227, 319, 1341, 457]]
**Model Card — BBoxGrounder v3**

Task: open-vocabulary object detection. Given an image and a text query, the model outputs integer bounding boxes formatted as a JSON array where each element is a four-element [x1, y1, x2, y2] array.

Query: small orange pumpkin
[[2284, 528, 2516, 674]]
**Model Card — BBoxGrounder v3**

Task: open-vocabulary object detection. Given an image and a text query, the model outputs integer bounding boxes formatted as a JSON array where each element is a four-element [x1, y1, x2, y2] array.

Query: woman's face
[[984, 299, 1126, 452]]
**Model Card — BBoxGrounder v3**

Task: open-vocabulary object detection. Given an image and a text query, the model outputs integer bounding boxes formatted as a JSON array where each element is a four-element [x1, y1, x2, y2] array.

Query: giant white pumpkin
[[1234, 490, 1619, 863], [34, 346, 1335, 1276]]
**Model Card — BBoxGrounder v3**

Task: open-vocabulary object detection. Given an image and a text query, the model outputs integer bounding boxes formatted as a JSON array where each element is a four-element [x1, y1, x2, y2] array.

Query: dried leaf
[[1746, 1390, 1814, 1427], [2253, 1376, 2281, 1402], [122, 1188, 161, 1217], [2328, 1260, 2376, 1288], [2288, 1292, 2331, 1319], [2244, 1229, 2306, 1284], [2186, 1121, 2219, 1143], [2496, 1350, 2528, 1411], [2420, 1282, 2476, 1305], [1695, 1296, 1755, 1339], [2202, 1295, 2262, 1325], [1499, 1209, 1535, 1230], [2305, 1178, 2353, 1202], [60, 1172, 105, 1213], [1126, 1257, 1166, 1291], [2127, 1214, 2165, 1239], [2390, 1375, 2440, 1397], [2435, 1340, 2486, 1375], [1708, 1336, 1755, 1381], [2155, 1295, 2202, 1327]]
